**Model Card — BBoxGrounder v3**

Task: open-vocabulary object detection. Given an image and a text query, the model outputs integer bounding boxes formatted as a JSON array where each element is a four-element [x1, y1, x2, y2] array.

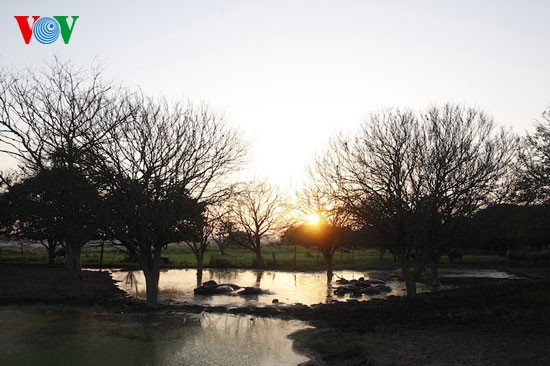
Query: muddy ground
[[288, 278, 550, 365], [0, 264, 127, 305], [0, 264, 549, 365]]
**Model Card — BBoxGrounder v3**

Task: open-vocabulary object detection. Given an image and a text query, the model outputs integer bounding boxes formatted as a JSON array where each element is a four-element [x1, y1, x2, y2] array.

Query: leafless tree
[[99, 94, 247, 306], [312, 105, 515, 296], [516, 108, 550, 203], [184, 203, 232, 286], [413, 105, 516, 284], [227, 181, 285, 268], [212, 218, 235, 256], [0, 58, 131, 276], [295, 181, 351, 282]]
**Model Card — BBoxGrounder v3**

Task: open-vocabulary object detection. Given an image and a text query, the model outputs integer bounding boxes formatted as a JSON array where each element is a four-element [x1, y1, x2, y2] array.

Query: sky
[[1, 0, 550, 191]]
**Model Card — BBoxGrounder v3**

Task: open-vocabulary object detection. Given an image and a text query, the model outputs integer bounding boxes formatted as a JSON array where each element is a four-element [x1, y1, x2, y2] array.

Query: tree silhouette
[[0, 58, 132, 276], [294, 182, 351, 281], [0, 167, 102, 267], [312, 105, 515, 295], [227, 181, 285, 268], [517, 108, 550, 203], [184, 204, 229, 286], [98, 95, 246, 306]]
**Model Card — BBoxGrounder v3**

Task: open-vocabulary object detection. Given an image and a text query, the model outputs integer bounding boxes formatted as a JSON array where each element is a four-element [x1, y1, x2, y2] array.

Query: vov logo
[[14, 16, 79, 44]]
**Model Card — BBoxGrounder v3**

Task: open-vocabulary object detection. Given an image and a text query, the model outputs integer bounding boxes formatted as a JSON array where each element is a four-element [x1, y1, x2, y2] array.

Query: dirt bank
[[0, 264, 127, 305], [287, 278, 550, 366]]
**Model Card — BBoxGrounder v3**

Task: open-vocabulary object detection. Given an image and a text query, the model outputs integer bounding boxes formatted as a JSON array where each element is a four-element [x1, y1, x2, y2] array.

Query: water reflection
[[196, 269, 203, 288], [124, 272, 139, 295], [113, 269, 397, 306], [255, 271, 264, 287], [0, 309, 309, 366], [111, 268, 521, 307], [326, 282, 333, 302]]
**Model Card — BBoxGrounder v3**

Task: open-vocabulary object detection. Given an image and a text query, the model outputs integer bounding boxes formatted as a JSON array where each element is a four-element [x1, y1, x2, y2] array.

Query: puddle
[[0, 309, 309, 366], [110, 268, 519, 306]]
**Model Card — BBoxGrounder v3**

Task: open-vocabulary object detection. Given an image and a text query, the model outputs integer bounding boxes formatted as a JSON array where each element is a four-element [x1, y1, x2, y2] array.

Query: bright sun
[[305, 213, 320, 225]]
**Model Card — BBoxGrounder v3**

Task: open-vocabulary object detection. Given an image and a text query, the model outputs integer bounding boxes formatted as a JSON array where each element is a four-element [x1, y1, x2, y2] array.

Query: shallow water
[[113, 269, 393, 306], [438, 268, 524, 279], [0, 309, 309, 366], [110, 268, 520, 306]]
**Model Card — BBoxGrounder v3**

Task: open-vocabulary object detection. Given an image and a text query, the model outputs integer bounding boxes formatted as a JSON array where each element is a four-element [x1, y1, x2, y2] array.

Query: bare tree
[[312, 105, 515, 296], [212, 218, 235, 256], [184, 203, 230, 286], [0, 58, 130, 276], [517, 108, 550, 203], [227, 181, 285, 268], [413, 105, 516, 285], [294, 182, 351, 282], [100, 95, 246, 306]]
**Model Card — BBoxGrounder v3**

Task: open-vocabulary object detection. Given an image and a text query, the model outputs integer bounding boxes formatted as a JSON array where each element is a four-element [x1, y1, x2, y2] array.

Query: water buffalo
[[448, 248, 462, 263], [506, 249, 527, 264], [238, 287, 265, 296], [539, 249, 550, 264], [54, 248, 66, 258]]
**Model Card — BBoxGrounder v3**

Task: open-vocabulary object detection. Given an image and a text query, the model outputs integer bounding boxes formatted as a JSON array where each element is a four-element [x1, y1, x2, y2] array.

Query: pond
[[110, 267, 522, 306], [0, 308, 309, 366]]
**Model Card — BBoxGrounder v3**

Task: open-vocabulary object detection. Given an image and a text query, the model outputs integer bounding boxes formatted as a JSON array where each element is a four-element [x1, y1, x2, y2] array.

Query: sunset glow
[[305, 213, 320, 225]]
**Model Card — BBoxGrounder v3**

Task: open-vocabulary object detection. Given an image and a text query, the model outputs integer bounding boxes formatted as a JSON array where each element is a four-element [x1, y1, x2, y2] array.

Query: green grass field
[[0, 241, 509, 271]]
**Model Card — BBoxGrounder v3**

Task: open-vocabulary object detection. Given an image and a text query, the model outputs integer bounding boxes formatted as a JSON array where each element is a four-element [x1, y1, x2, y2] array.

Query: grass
[[0, 241, 509, 271]]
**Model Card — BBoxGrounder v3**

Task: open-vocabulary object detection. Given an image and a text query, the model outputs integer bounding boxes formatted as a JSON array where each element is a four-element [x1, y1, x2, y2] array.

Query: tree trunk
[[254, 247, 264, 268], [196, 254, 204, 287], [324, 252, 333, 283], [145, 272, 159, 307], [400, 257, 417, 297], [142, 255, 161, 307], [379, 248, 385, 262], [218, 242, 226, 256], [47, 243, 55, 266], [255, 271, 264, 287], [430, 254, 440, 287], [404, 273, 417, 297], [65, 244, 82, 278], [99, 240, 105, 272]]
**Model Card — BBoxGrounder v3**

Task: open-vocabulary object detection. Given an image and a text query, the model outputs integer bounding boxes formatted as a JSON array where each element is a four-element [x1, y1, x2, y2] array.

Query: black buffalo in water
[[194, 280, 243, 295]]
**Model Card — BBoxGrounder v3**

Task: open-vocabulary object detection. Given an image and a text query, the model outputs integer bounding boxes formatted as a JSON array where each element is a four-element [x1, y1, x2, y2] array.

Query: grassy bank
[[0, 241, 508, 271]]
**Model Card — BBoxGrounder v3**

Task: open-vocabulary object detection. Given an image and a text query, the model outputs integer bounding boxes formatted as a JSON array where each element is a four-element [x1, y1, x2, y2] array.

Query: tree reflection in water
[[0, 310, 308, 365], [124, 271, 139, 297]]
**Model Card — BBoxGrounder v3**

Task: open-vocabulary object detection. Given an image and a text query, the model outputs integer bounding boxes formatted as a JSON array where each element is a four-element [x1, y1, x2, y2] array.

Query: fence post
[[99, 240, 105, 272]]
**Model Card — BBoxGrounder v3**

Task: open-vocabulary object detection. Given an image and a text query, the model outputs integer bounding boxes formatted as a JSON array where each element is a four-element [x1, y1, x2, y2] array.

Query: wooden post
[[99, 240, 105, 272], [316, 248, 320, 265]]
